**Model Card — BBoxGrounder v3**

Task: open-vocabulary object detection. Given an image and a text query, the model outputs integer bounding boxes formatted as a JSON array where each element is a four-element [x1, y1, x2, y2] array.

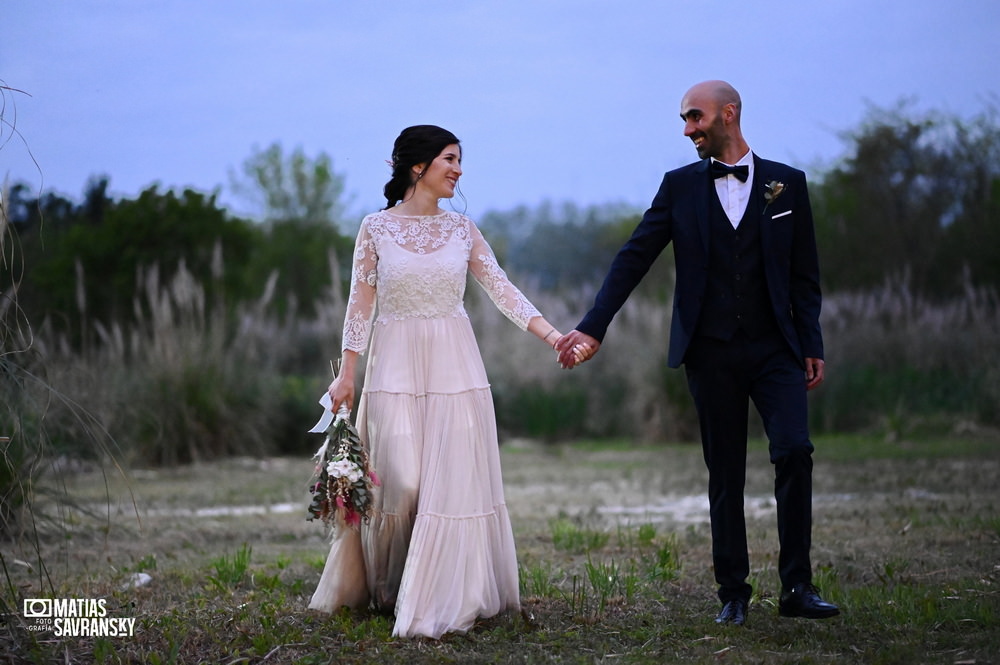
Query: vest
[[696, 184, 778, 341]]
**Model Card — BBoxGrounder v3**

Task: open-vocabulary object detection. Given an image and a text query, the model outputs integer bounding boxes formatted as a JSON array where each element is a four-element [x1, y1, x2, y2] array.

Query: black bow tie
[[711, 161, 749, 182]]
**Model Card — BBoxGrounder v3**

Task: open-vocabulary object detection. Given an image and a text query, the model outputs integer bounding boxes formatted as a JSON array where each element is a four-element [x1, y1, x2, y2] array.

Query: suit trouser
[[684, 329, 815, 603]]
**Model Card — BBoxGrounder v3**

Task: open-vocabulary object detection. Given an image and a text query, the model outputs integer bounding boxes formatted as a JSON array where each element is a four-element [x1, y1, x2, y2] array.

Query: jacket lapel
[[693, 158, 712, 254], [753, 155, 771, 249]]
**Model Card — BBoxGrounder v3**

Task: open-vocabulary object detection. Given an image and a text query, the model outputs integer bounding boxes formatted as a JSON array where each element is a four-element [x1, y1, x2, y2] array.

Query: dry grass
[[14, 249, 999, 471], [3, 433, 998, 664]]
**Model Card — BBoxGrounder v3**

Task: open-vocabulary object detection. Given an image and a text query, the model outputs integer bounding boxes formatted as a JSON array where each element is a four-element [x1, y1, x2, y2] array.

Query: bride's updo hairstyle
[[383, 125, 461, 209]]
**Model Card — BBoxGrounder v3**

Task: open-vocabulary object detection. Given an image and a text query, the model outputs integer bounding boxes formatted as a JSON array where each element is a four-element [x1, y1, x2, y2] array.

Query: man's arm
[[787, 169, 824, 361], [573, 172, 677, 348]]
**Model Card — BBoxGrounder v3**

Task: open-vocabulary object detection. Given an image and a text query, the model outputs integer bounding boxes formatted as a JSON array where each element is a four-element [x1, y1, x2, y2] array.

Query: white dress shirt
[[712, 149, 754, 228]]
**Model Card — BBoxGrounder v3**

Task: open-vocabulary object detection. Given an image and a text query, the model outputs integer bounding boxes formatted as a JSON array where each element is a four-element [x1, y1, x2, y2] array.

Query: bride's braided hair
[[383, 125, 461, 209]]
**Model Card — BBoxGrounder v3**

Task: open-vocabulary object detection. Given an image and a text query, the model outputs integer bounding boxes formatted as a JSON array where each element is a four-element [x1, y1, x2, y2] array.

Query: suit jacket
[[577, 155, 823, 368]]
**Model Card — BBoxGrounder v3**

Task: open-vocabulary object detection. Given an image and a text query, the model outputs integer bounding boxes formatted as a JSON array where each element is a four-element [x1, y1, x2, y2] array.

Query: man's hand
[[555, 330, 601, 369], [805, 357, 825, 391]]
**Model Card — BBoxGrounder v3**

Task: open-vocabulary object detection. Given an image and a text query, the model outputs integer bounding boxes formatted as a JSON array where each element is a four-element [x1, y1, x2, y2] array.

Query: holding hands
[[555, 330, 600, 369], [535, 321, 595, 369]]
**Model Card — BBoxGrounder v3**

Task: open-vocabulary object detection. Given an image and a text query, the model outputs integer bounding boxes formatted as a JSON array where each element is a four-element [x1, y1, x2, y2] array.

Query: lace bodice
[[342, 210, 541, 353]]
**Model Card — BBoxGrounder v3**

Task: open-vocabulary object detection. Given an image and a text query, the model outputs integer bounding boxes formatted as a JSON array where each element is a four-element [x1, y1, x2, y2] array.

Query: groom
[[557, 80, 839, 626]]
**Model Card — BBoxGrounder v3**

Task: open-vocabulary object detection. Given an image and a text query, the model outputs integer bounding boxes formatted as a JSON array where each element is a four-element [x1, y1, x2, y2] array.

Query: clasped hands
[[554, 330, 601, 370]]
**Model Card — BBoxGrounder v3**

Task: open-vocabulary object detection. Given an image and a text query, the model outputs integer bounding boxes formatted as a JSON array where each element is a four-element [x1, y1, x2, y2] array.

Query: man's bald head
[[683, 80, 742, 120]]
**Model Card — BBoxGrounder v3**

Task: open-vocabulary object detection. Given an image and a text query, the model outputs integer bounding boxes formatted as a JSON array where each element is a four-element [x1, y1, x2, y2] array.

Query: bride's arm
[[526, 315, 563, 349], [329, 220, 377, 412], [467, 221, 583, 359], [467, 221, 542, 330]]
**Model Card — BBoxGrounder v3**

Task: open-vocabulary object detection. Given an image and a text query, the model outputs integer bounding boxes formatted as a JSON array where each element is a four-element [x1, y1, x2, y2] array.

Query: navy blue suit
[[577, 155, 823, 602], [578, 155, 822, 367]]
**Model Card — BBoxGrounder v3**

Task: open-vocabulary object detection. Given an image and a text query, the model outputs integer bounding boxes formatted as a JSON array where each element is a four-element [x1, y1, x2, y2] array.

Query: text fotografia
[[22, 598, 136, 637]]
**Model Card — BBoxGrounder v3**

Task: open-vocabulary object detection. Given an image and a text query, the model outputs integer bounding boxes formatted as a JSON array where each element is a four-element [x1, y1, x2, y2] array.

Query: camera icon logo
[[23, 599, 53, 618]]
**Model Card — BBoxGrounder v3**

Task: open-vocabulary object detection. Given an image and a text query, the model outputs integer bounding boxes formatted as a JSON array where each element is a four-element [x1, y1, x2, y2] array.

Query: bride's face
[[414, 144, 462, 199]]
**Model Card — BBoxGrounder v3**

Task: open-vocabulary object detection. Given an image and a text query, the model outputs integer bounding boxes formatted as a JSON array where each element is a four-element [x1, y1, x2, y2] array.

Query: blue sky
[[3, 1, 999, 222]]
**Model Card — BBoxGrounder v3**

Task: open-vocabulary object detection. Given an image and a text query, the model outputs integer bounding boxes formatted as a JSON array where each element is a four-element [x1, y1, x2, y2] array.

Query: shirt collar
[[712, 149, 753, 168]]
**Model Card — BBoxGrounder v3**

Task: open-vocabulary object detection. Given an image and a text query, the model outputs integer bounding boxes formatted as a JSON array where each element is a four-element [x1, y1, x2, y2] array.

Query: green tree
[[12, 181, 260, 339], [230, 143, 354, 317], [230, 142, 349, 227], [812, 101, 1000, 297], [937, 105, 1000, 290], [479, 201, 662, 293]]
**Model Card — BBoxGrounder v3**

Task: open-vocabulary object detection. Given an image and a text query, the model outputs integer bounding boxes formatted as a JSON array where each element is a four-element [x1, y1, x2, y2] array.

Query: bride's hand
[[328, 374, 356, 413]]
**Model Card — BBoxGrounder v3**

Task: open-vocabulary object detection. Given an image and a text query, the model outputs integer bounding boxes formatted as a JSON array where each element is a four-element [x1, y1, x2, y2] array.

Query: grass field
[[4, 433, 999, 664]]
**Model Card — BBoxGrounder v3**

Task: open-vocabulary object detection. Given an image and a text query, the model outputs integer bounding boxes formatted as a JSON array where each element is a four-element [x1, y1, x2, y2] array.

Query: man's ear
[[722, 103, 737, 125]]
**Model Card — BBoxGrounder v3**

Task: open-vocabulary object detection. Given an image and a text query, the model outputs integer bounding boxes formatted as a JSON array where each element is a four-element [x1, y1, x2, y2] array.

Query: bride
[[308, 125, 587, 638]]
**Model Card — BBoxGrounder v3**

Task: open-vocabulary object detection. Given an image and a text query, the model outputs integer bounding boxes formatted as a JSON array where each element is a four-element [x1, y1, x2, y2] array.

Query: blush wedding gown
[[309, 210, 540, 638]]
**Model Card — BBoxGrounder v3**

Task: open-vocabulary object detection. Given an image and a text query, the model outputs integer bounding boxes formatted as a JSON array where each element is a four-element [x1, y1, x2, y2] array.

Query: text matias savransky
[[23, 598, 136, 637]]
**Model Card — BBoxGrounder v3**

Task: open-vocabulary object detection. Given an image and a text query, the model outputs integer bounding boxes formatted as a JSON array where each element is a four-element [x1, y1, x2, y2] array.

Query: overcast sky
[[3, 1, 999, 222]]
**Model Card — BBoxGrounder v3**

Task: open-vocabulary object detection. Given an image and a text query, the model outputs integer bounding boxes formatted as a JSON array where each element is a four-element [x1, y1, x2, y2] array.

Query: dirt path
[[40, 437, 997, 581]]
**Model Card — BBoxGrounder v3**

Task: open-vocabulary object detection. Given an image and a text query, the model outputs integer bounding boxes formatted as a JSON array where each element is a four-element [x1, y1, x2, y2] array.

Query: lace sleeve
[[467, 221, 541, 330], [342, 219, 378, 353]]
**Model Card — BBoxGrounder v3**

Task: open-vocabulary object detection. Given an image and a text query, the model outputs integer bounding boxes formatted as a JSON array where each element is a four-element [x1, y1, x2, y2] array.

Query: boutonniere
[[764, 180, 785, 207]]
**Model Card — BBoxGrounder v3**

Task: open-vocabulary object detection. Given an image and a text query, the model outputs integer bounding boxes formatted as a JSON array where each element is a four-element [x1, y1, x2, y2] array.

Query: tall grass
[[13, 263, 999, 468], [1, 180, 134, 656], [471, 274, 1000, 441], [29, 255, 339, 467], [816, 276, 1000, 436]]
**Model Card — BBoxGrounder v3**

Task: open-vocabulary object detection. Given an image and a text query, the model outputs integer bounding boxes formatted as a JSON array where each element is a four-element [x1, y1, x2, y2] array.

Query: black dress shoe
[[779, 583, 840, 619], [715, 599, 747, 626]]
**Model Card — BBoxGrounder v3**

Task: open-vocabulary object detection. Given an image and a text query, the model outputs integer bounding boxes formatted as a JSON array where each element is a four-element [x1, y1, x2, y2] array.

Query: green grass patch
[[206, 543, 252, 592], [3, 434, 999, 663]]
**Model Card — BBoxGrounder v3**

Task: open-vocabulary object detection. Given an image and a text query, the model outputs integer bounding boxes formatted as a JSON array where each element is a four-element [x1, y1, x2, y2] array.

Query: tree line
[[6, 101, 998, 347]]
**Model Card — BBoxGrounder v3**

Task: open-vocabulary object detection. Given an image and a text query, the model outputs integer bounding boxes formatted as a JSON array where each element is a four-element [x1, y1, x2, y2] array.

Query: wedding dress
[[308, 210, 539, 638]]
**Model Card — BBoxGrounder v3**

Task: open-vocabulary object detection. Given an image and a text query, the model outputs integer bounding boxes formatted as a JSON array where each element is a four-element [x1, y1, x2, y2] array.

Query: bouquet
[[307, 398, 379, 529]]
